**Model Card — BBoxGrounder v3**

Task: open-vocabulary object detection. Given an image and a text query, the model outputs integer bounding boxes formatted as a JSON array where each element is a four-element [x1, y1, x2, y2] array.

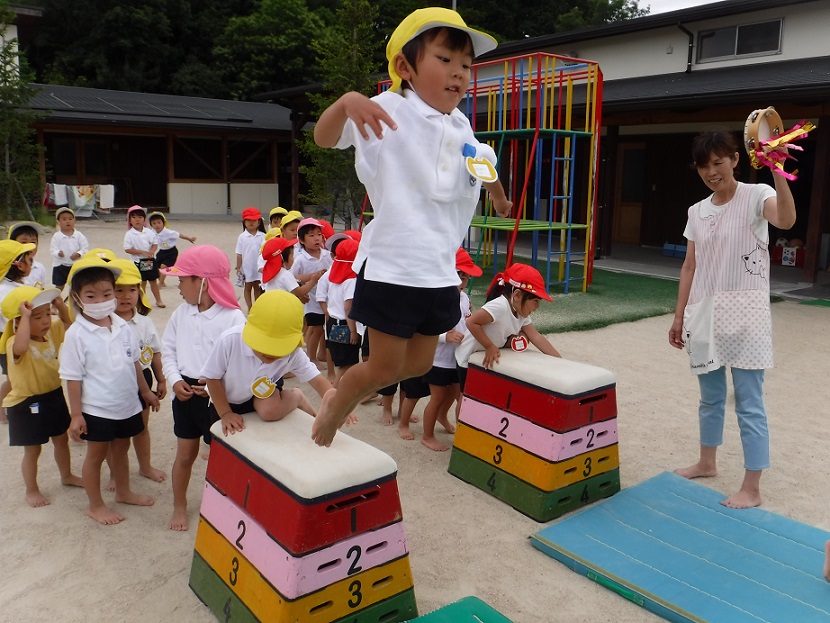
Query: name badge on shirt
[[251, 376, 277, 399], [510, 335, 528, 352], [463, 143, 498, 183], [140, 345, 154, 366]]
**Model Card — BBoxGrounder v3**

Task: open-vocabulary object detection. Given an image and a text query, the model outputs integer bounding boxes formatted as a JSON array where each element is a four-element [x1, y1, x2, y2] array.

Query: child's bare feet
[[155, 300, 166, 308], [311, 388, 339, 447], [824, 541, 830, 582], [420, 436, 450, 452], [87, 504, 125, 525], [169, 506, 189, 531], [140, 466, 167, 483], [62, 474, 84, 487], [721, 488, 761, 509], [106, 477, 116, 492], [381, 409, 394, 426], [115, 491, 155, 506], [26, 491, 50, 507], [674, 462, 717, 479], [410, 415, 420, 424], [398, 424, 415, 441], [437, 415, 456, 434], [201, 445, 210, 461]]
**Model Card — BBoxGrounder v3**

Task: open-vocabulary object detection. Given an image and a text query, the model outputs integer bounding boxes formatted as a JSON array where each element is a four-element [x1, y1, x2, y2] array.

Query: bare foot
[[674, 463, 717, 479], [381, 410, 394, 426], [398, 425, 415, 441], [87, 504, 125, 525], [311, 388, 339, 447], [139, 466, 167, 483], [26, 491, 50, 507], [721, 489, 761, 509], [297, 392, 316, 417], [201, 445, 210, 461], [824, 541, 830, 582], [115, 491, 155, 506], [437, 415, 456, 434], [156, 301, 166, 308], [106, 478, 116, 492], [410, 415, 420, 424], [61, 474, 84, 488], [360, 393, 379, 404], [421, 436, 450, 452], [169, 506, 189, 531]]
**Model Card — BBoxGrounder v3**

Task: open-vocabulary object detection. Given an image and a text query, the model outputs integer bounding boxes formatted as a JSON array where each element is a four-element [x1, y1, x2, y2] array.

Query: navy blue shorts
[[6, 388, 70, 446], [81, 412, 144, 443], [423, 365, 460, 387]]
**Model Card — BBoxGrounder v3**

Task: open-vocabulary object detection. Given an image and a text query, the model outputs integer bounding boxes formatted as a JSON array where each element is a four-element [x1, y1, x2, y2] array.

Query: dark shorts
[[423, 365, 460, 387], [457, 365, 469, 393], [377, 376, 430, 399], [52, 264, 71, 288], [350, 267, 460, 338], [305, 312, 325, 327], [0, 353, 6, 376], [6, 388, 70, 446], [138, 368, 154, 410], [172, 375, 219, 443], [361, 330, 370, 359], [82, 411, 144, 443], [135, 259, 159, 282], [155, 247, 178, 270], [326, 318, 360, 368]]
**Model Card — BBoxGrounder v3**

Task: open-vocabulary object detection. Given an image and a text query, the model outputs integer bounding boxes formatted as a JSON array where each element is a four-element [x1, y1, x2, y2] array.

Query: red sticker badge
[[511, 335, 528, 352]]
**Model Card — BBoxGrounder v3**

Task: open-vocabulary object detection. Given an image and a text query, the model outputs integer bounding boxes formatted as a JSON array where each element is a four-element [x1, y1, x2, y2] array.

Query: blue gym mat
[[531, 472, 830, 623]]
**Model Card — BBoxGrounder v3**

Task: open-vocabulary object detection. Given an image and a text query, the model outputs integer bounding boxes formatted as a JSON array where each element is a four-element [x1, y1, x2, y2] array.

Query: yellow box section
[[453, 422, 619, 492], [194, 517, 414, 623]]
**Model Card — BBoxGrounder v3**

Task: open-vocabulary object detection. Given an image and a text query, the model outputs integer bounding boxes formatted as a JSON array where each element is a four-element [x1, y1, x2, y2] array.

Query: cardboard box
[[771, 245, 805, 267]]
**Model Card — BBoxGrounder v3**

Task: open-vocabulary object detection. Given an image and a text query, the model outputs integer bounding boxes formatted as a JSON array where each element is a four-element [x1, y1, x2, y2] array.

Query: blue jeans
[[697, 366, 769, 471]]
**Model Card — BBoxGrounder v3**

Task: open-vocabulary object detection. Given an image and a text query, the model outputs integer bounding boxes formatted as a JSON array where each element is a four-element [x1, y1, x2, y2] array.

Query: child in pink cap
[[160, 245, 245, 531]]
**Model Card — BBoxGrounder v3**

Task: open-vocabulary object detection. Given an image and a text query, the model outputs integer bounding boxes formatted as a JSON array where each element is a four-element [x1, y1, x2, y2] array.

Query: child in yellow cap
[[199, 290, 336, 436], [311, 7, 512, 446], [1, 286, 81, 506]]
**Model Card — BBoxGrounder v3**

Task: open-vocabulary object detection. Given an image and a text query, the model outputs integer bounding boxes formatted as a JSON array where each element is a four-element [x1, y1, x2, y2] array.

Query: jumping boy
[[311, 7, 511, 446]]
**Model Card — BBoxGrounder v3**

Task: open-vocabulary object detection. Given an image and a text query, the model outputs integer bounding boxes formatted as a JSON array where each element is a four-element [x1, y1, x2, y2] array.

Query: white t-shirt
[[0, 279, 22, 326], [59, 313, 143, 419], [200, 325, 319, 404], [156, 227, 180, 251], [335, 89, 496, 288], [434, 290, 471, 369], [125, 313, 161, 371], [262, 267, 299, 293], [23, 261, 47, 290], [291, 246, 331, 315], [236, 230, 265, 283], [315, 272, 330, 306], [50, 230, 89, 268], [326, 278, 356, 321], [455, 295, 532, 368], [162, 302, 246, 386], [123, 227, 159, 256]]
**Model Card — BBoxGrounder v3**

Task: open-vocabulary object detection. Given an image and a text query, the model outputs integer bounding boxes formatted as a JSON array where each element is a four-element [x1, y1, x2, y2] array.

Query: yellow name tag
[[251, 376, 277, 399], [465, 157, 498, 183], [140, 345, 154, 365]]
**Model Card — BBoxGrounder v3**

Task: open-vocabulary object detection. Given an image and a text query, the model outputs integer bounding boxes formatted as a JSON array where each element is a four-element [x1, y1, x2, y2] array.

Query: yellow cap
[[0, 286, 61, 353], [386, 8, 497, 92], [55, 207, 75, 220], [280, 210, 303, 229], [269, 206, 288, 219], [110, 258, 152, 312], [83, 248, 117, 262], [147, 211, 167, 226], [242, 290, 304, 358], [265, 227, 282, 241], [0, 240, 36, 280], [68, 256, 122, 287]]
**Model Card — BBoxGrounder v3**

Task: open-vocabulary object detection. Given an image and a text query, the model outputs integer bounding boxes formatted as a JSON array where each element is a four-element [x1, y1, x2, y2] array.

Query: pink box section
[[459, 396, 618, 462], [199, 482, 409, 599]]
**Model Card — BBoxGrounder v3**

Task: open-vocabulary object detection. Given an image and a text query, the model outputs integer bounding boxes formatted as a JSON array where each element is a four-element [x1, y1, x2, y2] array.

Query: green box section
[[190, 550, 259, 623], [404, 596, 512, 622], [448, 448, 620, 522], [190, 550, 418, 623]]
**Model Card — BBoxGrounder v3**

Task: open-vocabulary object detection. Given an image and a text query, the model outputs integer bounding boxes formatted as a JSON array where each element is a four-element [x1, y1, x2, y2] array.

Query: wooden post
[[802, 116, 829, 282]]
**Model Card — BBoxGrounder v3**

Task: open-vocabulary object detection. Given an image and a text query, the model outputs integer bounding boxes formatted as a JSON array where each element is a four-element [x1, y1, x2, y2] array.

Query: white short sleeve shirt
[[455, 295, 532, 368]]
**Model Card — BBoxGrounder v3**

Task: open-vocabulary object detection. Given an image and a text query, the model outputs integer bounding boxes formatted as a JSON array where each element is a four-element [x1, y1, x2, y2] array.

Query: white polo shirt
[[434, 290, 471, 369], [455, 295, 532, 369], [200, 325, 320, 404], [59, 313, 143, 419], [335, 88, 496, 288], [291, 246, 331, 315], [156, 227, 181, 250], [162, 302, 246, 386], [315, 272, 330, 305], [50, 230, 89, 268], [235, 230, 265, 283], [0, 279, 22, 326], [262, 267, 299, 293], [24, 260, 47, 290], [326, 278, 356, 321], [125, 313, 162, 371], [123, 227, 159, 256]]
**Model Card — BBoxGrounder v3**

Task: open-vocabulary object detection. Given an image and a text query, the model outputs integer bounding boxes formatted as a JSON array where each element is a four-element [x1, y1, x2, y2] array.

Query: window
[[697, 19, 782, 63]]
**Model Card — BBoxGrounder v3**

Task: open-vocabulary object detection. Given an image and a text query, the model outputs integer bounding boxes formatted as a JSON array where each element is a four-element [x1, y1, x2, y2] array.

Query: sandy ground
[[1, 218, 828, 623]]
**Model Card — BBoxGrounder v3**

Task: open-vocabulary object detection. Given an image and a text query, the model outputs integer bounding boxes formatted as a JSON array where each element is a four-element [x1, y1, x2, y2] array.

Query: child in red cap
[[235, 207, 266, 311], [310, 8, 512, 446], [455, 263, 561, 391]]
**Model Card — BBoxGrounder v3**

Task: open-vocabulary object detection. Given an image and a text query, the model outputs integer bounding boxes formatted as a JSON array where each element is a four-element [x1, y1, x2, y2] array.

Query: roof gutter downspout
[[677, 23, 694, 73]]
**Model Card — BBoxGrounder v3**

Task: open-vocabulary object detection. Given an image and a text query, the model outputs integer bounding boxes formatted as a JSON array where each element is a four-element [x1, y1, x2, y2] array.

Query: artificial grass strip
[[799, 299, 830, 307]]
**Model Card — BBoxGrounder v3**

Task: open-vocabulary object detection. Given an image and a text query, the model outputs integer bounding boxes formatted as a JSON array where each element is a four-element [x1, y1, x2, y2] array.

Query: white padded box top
[[210, 410, 397, 499], [467, 350, 615, 395]]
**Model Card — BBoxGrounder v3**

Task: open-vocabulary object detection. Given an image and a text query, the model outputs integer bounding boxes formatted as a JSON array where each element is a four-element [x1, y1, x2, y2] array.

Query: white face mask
[[79, 298, 117, 320]]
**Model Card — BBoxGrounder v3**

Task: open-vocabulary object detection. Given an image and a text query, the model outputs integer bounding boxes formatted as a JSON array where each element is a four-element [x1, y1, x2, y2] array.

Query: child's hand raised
[[341, 92, 397, 141], [220, 411, 245, 436], [18, 301, 32, 318]]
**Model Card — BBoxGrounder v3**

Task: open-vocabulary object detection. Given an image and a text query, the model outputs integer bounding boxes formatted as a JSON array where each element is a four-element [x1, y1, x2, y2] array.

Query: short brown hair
[[692, 130, 739, 168]]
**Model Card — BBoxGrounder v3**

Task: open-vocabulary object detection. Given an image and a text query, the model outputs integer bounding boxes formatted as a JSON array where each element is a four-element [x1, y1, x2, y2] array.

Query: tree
[[0, 2, 41, 220], [299, 0, 380, 229]]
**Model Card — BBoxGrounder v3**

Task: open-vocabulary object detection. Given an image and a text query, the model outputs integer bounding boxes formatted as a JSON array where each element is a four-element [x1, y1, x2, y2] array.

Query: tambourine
[[743, 106, 816, 180]]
